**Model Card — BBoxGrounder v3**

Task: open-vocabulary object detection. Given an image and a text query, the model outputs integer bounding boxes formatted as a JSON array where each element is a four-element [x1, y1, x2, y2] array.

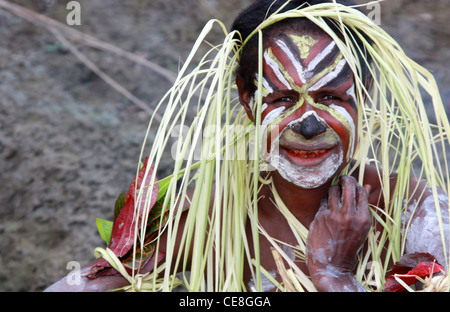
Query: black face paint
[[289, 114, 327, 139]]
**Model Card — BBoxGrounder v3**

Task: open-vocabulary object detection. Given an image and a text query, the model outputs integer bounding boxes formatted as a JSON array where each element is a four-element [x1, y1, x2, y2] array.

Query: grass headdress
[[94, 1, 450, 292]]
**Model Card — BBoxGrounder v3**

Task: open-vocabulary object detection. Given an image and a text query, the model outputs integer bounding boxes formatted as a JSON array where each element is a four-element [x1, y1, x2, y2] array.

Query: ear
[[236, 74, 255, 122]]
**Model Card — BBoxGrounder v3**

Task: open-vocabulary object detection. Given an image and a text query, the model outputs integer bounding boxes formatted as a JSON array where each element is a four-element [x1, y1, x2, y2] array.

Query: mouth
[[280, 145, 337, 166], [276, 128, 341, 166], [285, 148, 330, 159]]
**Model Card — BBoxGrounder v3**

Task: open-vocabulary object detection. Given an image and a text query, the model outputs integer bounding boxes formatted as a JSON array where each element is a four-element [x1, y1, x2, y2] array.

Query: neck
[[265, 170, 332, 228]]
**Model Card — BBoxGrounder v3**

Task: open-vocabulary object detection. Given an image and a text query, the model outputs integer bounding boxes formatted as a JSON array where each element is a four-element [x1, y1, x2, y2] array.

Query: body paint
[[306, 41, 337, 74], [263, 50, 292, 91], [405, 193, 450, 270], [269, 117, 344, 188], [252, 33, 358, 187], [289, 34, 318, 59], [329, 104, 356, 159], [276, 38, 308, 84], [308, 58, 348, 91]]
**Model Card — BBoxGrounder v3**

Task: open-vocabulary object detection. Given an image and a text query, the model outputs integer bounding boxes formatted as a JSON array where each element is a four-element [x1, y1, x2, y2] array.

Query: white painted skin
[[252, 36, 357, 189], [308, 58, 348, 91], [404, 191, 450, 271], [275, 39, 307, 84], [263, 50, 292, 90], [272, 141, 343, 189], [262, 110, 344, 189], [275, 39, 338, 83], [306, 41, 337, 78]]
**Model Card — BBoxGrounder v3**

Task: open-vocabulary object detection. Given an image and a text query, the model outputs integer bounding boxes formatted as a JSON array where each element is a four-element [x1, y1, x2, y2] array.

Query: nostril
[[290, 114, 327, 139], [290, 123, 303, 134]]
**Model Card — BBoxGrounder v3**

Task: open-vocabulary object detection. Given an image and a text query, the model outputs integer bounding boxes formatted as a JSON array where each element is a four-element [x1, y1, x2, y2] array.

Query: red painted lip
[[279, 144, 338, 166]]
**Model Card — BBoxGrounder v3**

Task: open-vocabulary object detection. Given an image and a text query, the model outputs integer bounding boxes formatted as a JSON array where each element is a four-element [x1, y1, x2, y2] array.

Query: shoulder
[[350, 162, 446, 207]]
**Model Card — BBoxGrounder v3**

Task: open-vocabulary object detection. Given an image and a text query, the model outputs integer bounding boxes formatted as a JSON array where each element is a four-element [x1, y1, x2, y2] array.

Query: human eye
[[318, 94, 342, 104], [263, 91, 297, 106], [274, 96, 294, 103]]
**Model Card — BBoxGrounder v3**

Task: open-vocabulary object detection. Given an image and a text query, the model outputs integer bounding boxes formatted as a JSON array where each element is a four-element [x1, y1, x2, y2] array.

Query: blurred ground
[[0, 0, 448, 291]]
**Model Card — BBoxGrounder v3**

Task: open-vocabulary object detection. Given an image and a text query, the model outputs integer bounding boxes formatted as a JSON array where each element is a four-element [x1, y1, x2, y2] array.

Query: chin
[[270, 149, 344, 189]]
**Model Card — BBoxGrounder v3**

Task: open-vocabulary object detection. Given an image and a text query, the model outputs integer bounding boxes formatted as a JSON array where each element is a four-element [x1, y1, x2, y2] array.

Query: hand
[[306, 176, 371, 291]]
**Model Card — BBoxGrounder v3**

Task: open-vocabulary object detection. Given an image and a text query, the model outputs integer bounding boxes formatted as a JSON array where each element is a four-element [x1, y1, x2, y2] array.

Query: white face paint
[[275, 39, 307, 84], [306, 41, 337, 76], [308, 58, 348, 91], [270, 132, 344, 189], [263, 50, 292, 90], [252, 33, 357, 188]]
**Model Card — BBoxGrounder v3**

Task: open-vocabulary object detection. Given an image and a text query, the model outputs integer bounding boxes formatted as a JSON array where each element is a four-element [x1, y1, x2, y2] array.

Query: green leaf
[[114, 193, 126, 221], [96, 218, 113, 245], [156, 171, 185, 201], [155, 176, 171, 201]]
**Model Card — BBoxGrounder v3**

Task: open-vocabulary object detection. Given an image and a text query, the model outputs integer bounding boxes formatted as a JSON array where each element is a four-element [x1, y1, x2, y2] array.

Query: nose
[[290, 113, 327, 139]]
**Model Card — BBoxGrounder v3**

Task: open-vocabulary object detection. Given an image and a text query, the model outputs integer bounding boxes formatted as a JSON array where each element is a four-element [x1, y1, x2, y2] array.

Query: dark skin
[[45, 27, 448, 293], [243, 169, 376, 291], [234, 28, 446, 291], [234, 29, 371, 291]]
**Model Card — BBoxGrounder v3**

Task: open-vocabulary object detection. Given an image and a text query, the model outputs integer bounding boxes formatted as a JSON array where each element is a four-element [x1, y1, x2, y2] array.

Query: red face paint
[[254, 32, 358, 188]]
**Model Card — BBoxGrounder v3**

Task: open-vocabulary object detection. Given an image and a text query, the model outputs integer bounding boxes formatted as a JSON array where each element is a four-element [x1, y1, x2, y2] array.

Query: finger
[[357, 184, 372, 233], [340, 176, 356, 214], [319, 198, 328, 211], [356, 183, 370, 218], [363, 184, 372, 197], [328, 185, 341, 212]]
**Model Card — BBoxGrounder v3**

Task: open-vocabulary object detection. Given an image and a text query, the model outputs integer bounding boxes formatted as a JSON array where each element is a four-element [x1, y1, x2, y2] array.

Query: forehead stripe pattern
[[308, 57, 348, 91], [263, 50, 292, 91], [307, 41, 337, 71], [258, 39, 357, 161], [275, 39, 307, 84]]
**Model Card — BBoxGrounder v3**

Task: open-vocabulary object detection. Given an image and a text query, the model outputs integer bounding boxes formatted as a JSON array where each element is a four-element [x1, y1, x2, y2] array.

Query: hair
[[231, 0, 373, 95]]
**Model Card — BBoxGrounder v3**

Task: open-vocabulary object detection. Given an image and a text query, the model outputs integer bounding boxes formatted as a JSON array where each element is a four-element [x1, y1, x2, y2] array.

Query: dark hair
[[231, 0, 373, 94]]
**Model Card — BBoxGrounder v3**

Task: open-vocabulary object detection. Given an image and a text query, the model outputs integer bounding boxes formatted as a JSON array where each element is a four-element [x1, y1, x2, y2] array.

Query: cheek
[[261, 105, 301, 152], [262, 105, 303, 141], [319, 105, 357, 158]]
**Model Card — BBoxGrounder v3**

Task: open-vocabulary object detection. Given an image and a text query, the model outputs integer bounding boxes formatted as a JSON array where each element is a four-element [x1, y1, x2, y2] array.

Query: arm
[[306, 176, 371, 292], [404, 184, 449, 271], [44, 261, 131, 292]]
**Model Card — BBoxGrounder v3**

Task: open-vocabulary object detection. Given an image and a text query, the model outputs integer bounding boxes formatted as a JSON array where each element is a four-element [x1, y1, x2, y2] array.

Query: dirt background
[[0, 0, 448, 291]]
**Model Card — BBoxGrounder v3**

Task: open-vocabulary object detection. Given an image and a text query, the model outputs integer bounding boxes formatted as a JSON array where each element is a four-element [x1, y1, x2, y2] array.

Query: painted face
[[250, 32, 358, 188]]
